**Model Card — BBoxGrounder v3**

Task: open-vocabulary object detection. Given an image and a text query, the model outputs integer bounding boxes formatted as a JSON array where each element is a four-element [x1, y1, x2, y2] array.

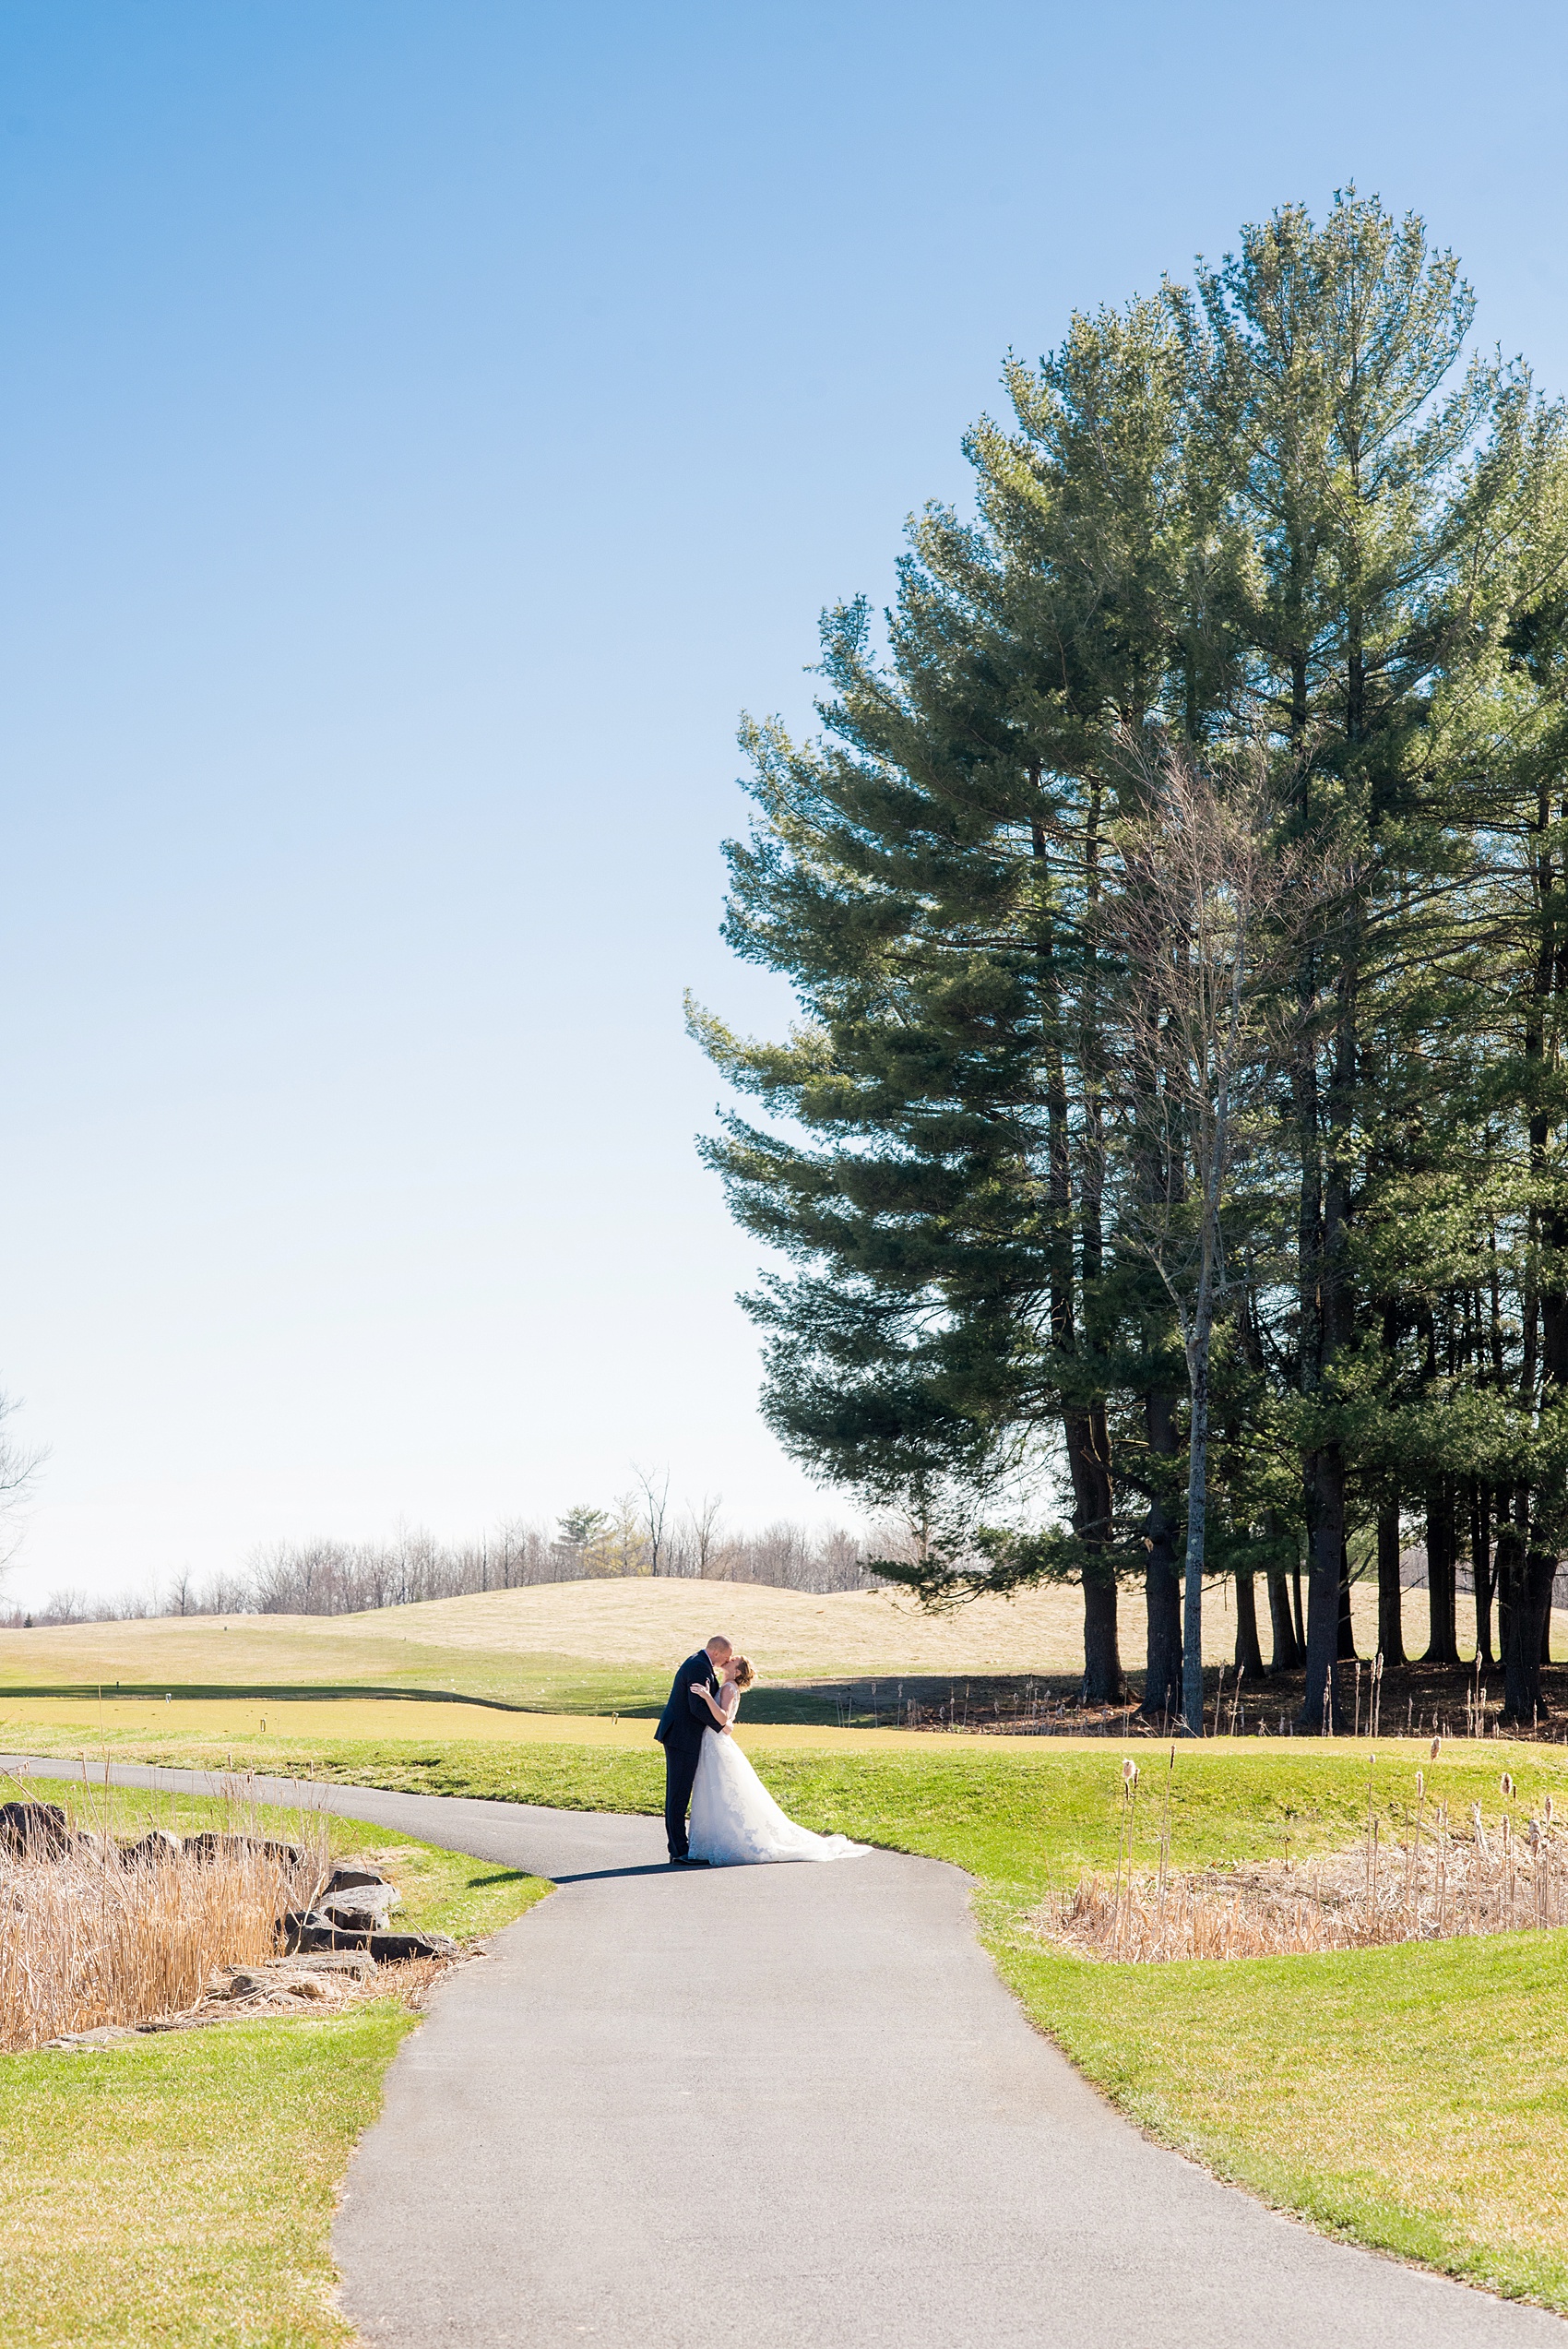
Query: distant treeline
[[6, 1508, 897, 1627]]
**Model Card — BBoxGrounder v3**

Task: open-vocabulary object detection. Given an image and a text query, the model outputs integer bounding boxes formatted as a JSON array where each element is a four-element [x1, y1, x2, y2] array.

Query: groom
[[654, 1633, 731, 1865]]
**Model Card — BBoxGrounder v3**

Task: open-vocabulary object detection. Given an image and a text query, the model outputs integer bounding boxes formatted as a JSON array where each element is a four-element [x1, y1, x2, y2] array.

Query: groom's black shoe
[[671, 1854, 710, 1866]]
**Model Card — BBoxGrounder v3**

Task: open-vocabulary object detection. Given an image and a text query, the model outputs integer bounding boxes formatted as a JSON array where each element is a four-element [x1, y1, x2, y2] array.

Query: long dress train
[[687, 1719, 867, 1866]]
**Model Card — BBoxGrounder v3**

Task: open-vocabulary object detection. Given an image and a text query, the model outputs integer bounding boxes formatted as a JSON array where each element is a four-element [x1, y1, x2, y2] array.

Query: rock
[[120, 1830, 183, 1867], [280, 1907, 335, 1950], [280, 1908, 455, 1961], [0, 1801, 72, 1856], [223, 1964, 334, 2002], [184, 1832, 303, 1866], [366, 1928, 457, 1962], [285, 1948, 376, 1978], [319, 1884, 399, 1930], [236, 1946, 374, 1984], [324, 1863, 391, 1893], [323, 1903, 392, 1935]]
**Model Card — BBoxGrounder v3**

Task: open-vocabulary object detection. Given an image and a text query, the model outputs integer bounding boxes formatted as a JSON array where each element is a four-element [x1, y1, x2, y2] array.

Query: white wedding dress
[[687, 1690, 868, 1866]]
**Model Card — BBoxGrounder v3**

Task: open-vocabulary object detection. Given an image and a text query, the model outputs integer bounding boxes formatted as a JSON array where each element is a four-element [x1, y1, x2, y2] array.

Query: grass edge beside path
[[985, 1914, 1568, 2314], [86, 1723, 1568, 2320], [0, 1786, 552, 2349]]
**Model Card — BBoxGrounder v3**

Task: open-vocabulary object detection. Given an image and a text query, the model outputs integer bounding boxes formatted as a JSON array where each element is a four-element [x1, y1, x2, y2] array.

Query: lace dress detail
[[687, 1689, 867, 1866]]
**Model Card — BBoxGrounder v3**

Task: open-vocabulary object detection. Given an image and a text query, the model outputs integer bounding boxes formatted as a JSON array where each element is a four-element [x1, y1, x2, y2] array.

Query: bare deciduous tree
[[0, 1390, 46, 1584], [1112, 736, 1319, 1735], [634, 1463, 671, 1576], [683, 1491, 725, 1578]]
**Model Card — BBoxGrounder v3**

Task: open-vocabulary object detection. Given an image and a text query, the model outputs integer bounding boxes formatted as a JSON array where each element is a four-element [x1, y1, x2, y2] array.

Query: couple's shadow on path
[[548, 1863, 706, 1885], [547, 1855, 892, 1884]]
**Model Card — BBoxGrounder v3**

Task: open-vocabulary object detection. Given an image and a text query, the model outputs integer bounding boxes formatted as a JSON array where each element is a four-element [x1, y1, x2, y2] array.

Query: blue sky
[[4, 1, 1568, 1605]]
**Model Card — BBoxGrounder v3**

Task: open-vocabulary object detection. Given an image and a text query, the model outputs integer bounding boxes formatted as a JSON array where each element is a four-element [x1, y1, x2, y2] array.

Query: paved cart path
[[8, 1753, 1563, 2349]]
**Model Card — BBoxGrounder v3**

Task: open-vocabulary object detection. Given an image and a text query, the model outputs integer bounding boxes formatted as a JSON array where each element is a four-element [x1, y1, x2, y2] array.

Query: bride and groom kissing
[[655, 1633, 865, 1868]]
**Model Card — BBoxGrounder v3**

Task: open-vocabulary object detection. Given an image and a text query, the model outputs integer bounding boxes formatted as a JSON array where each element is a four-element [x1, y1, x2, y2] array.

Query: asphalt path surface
[[8, 1752, 1564, 2349]]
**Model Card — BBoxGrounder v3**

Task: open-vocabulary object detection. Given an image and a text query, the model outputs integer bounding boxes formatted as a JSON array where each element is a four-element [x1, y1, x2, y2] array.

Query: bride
[[686, 1656, 868, 1866]]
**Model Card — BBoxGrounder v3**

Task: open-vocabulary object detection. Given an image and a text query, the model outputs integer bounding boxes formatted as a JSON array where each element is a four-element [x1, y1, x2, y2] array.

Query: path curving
[[9, 1754, 1563, 2349]]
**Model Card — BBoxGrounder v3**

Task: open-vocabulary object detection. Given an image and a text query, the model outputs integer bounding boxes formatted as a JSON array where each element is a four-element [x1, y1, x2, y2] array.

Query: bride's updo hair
[[731, 1656, 756, 1689]]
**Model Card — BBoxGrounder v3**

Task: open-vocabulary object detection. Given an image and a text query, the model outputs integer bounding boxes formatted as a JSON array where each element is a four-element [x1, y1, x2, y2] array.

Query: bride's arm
[[689, 1682, 740, 1735]]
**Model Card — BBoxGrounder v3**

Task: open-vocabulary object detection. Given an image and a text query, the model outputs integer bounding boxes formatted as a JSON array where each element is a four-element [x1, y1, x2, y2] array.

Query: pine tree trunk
[[1377, 1503, 1406, 1664], [1471, 1483, 1494, 1668], [1233, 1572, 1265, 1676], [1299, 973, 1353, 1733], [1501, 1519, 1556, 1723], [1538, 1177, 1568, 1677], [1336, 1544, 1358, 1661], [1423, 1479, 1459, 1665], [1081, 1570, 1124, 1709], [1300, 1449, 1346, 1731], [1138, 1390, 1182, 1720], [1266, 1568, 1301, 1672], [1063, 1399, 1124, 1706]]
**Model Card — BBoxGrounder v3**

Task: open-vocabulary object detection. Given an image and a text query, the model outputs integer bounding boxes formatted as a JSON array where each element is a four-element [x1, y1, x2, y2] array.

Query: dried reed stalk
[[0, 1791, 327, 2051], [1047, 1798, 1565, 1963]]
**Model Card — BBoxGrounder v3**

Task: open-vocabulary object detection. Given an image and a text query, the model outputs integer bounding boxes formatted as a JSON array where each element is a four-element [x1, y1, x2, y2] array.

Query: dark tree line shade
[[693, 191, 1568, 1732]]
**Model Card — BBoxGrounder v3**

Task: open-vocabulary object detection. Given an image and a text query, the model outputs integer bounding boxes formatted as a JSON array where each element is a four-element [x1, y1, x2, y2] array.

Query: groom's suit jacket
[[654, 1650, 720, 1756]]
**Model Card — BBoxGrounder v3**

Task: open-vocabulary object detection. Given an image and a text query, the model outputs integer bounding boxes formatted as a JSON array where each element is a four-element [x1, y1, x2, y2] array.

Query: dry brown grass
[[323, 1573, 1566, 1677], [0, 1795, 327, 2052], [10, 1574, 1535, 1685], [44, 1949, 460, 2050], [1047, 1767, 1568, 1961]]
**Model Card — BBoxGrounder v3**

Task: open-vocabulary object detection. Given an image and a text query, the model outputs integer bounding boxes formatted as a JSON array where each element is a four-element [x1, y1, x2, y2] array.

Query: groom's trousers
[[662, 1740, 702, 1859]]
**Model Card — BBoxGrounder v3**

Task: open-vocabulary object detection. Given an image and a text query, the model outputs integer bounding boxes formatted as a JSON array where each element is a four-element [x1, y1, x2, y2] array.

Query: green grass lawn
[[997, 1929, 1568, 2310], [0, 2004, 415, 2347], [0, 1783, 550, 2348]]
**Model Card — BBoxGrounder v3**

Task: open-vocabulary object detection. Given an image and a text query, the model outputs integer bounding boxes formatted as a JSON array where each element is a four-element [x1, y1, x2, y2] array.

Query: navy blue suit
[[654, 1649, 721, 1858]]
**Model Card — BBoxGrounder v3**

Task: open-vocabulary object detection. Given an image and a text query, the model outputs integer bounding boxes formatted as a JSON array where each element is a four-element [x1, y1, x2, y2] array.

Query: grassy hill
[[1, 1576, 1556, 1749]]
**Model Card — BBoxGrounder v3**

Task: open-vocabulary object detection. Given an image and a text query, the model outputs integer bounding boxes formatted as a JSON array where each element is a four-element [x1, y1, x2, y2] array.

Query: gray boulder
[[323, 1863, 391, 1893], [281, 1907, 455, 1961], [364, 1927, 457, 1961], [283, 1948, 377, 1978], [318, 1882, 399, 1931], [184, 1831, 303, 1866], [0, 1801, 72, 1856], [121, 1829, 183, 1867]]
